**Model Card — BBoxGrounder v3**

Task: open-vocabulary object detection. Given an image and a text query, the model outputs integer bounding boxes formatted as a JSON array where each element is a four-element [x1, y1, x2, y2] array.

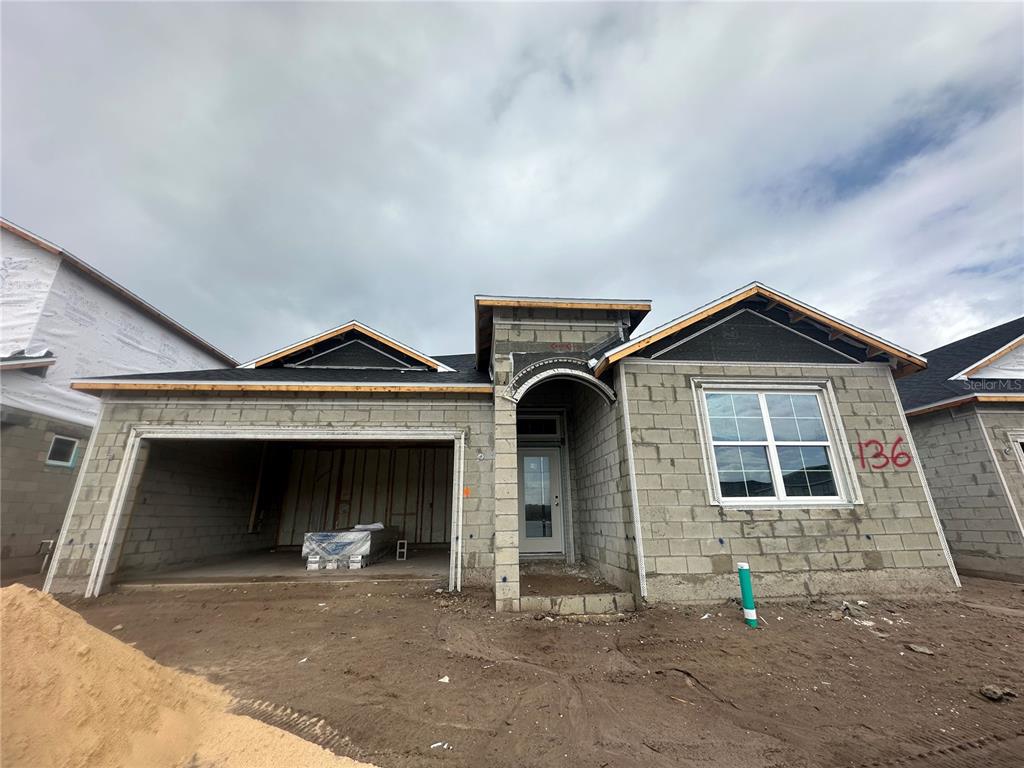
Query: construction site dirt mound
[[0, 584, 372, 768]]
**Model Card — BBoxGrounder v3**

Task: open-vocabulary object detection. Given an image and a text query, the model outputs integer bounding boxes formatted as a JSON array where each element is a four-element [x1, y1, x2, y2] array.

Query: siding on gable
[[646, 310, 854, 364], [296, 340, 415, 369]]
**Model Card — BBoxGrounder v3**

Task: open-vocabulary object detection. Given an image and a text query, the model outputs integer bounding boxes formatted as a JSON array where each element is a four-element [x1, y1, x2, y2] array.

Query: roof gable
[[896, 315, 1024, 413], [593, 282, 926, 377], [0, 219, 236, 366], [243, 320, 452, 371], [292, 338, 418, 369], [646, 309, 857, 364], [952, 331, 1024, 380], [967, 341, 1024, 379]]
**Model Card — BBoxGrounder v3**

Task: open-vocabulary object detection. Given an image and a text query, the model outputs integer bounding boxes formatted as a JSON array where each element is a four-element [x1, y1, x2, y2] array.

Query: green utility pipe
[[737, 562, 758, 628]]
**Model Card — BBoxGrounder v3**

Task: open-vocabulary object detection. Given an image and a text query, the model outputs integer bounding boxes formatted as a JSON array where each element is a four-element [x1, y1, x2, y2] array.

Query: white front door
[[518, 448, 564, 554]]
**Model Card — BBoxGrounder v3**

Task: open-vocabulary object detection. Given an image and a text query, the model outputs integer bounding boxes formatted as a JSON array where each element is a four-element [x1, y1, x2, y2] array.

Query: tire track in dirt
[[438, 618, 629, 762], [852, 731, 1023, 768]]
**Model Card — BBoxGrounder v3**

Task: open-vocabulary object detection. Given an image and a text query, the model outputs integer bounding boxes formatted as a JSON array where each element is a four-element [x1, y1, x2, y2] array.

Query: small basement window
[[698, 385, 855, 505], [46, 436, 79, 467]]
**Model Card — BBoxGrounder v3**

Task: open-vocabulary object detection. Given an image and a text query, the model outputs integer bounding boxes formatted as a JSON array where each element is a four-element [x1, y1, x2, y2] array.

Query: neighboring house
[[896, 318, 1024, 582], [0, 220, 235, 577], [45, 282, 959, 610]]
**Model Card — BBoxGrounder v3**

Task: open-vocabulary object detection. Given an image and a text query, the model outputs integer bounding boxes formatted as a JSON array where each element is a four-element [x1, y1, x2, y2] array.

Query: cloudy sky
[[3, 2, 1021, 363]]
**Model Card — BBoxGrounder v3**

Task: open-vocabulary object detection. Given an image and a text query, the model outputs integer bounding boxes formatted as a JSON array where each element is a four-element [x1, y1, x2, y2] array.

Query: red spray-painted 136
[[856, 437, 912, 470]]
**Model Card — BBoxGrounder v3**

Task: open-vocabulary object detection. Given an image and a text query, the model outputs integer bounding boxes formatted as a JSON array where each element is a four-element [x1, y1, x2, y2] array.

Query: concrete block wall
[[568, 383, 636, 592], [489, 306, 629, 611], [492, 358, 520, 611], [621, 361, 956, 601], [491, 307, 627, 359], [115, 440, 271, 576], [0, 406, 92, 577], [910, 405, 1024, 580], [980, 408, 1024, 574], [45, 392, 494, 594]]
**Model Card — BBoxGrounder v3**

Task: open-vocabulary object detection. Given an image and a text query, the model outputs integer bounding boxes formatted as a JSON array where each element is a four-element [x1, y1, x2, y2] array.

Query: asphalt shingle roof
[[895, 317, 1024, 411]]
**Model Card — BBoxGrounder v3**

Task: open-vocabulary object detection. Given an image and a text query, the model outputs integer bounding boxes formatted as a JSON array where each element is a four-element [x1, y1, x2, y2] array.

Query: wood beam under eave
[[788, 313, 807, 325]]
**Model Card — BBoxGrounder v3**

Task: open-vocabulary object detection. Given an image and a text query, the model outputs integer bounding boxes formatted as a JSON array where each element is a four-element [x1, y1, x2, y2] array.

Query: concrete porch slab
[[519, 592, 636, 615], [115, 549, 450, 586]]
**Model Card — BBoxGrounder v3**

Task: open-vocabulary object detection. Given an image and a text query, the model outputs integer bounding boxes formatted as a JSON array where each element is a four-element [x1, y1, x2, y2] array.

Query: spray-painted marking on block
[[856, 437, 912, 470]]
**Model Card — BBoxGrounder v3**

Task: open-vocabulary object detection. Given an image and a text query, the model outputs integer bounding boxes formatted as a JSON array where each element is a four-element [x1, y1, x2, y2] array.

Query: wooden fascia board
[[978, 393, 1024, 405], [593, 286, 761, 376], [595, 285, 926, 377], [957, 335, 1024, 379], [905, 394, 1024, 417], [252, 322, 441, 370], [1, 219, 61, 255], [71, 381, 493, 394], [755, 285, 924, 369], [0, 358, 56, 371], [475, 298, 652, 311]]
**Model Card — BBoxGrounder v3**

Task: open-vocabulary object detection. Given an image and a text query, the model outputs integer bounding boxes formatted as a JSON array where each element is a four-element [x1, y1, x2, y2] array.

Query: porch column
[[492, 358, 520, 611]]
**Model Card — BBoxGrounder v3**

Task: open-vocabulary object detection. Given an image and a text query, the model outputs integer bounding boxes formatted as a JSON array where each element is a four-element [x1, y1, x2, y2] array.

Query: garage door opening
[[111, 437, 459, 588]]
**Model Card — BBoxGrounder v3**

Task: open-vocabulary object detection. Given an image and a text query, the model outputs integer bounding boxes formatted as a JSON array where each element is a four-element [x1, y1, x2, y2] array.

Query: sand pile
[[1, 584, 372, 768]]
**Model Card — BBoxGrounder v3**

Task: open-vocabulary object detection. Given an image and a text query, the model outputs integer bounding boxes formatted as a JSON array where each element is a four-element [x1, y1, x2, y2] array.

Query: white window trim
[[45, 435, 80, 467], [692, 378, 862, 508]]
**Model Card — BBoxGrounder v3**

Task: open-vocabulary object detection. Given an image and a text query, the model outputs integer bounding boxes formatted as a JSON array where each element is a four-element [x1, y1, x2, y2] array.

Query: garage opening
[[112, 438, 457, 587]]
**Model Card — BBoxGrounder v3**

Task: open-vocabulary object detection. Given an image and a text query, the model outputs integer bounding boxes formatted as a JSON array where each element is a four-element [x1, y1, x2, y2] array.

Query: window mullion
[[758, 393, 786, 500]]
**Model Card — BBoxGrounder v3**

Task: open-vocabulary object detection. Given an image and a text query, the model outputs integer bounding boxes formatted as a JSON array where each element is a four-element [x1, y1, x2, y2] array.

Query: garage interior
[[112, 438, 455, 586]]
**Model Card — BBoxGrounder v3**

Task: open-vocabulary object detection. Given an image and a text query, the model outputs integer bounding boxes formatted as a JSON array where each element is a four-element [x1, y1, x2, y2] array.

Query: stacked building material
[[302, 525, 401, 570]]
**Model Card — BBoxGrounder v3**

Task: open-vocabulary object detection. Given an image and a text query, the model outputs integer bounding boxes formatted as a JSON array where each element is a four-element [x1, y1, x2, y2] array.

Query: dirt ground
[[64, 576, 1023, 768]]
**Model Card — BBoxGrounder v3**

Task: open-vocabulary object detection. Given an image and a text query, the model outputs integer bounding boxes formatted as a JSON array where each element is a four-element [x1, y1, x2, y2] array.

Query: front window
[[704, 390, 840, 502]]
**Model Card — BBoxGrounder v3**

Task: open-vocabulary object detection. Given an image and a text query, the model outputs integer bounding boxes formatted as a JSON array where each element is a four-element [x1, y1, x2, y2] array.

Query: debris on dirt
[[430, 741, 453, 750], [979, 685, 1018, 702], [0, 584, 371, 768], [905, 644, 934, 656], [842, 600, 869, 619], [438, 675, 450, 683], [299, 657, 309, 663], [58, 576, 1024, 768], [111, 624, 124, 632], [700, 613, 712, 620]]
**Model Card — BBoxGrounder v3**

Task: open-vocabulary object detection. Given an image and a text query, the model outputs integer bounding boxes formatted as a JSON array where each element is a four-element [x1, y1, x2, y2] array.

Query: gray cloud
[[2, 2, 1021, 362]]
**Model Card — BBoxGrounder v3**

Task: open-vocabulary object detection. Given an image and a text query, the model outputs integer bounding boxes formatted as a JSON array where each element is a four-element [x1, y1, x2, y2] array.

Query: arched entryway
[[492, 359, 638, 611]]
